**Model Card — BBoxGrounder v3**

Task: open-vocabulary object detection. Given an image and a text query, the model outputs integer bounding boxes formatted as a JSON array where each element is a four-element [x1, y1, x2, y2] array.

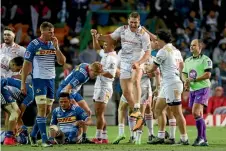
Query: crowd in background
[[1, 0, 226, 116]]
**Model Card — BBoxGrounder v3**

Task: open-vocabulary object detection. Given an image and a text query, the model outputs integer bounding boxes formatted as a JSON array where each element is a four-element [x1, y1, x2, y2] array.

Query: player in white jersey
[[146, 30, 189, 145], [1, 27, 26, 142], [1, 26, 26, 78], [21, 22, 66, 147], [91, 30, 119, 144], [113, 49, 160, 144], [142, 27, 182, 144], [92, 12, 151, 122]]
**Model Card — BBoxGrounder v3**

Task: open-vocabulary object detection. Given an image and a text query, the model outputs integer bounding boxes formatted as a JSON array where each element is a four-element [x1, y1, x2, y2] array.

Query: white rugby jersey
[[94, 49, 119, 89], [110, 26, 151, 62], [0, 43, 25, 78], [154, 43, 183, 86]]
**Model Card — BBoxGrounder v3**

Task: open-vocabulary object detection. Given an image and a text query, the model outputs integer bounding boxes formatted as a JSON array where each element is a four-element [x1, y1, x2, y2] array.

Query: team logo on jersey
[[109, 63, 115, 69], [57, 116, 76, 123], [189, 69, 197, 79], [24, 51, 31, 58], [207, 61, 212, 67]]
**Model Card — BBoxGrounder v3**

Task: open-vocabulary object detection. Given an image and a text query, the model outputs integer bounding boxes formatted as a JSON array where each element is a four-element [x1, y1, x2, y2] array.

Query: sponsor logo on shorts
[[36, 89, 41, 93]]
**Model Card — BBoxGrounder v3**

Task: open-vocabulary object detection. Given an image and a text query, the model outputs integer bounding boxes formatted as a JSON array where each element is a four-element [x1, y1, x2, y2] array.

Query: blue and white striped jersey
[[50, 105, 88, 134], [1, 78, 34, 106], [24, 38, 56, 79], [59, 63, 90, 93]]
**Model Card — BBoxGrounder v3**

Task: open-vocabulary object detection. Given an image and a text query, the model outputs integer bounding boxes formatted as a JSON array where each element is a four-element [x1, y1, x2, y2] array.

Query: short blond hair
[[40, 21, 54, 31], [129, 12, 140, 19], [90, 62, 102, 74]]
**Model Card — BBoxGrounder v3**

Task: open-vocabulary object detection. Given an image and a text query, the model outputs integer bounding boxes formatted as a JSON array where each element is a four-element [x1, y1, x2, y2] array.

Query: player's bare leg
[[120, 79, 134, 109], [113, 100, 128, 144], [169, 104, 189, 145], [145, 96, 155, 143], [164, 107, 176, 144], [130, 68, 143, 118], [3, 102, 20, 145], [148, 97, 167, 144], [93, 102, 106, 144], [77, 100, 93, 143]]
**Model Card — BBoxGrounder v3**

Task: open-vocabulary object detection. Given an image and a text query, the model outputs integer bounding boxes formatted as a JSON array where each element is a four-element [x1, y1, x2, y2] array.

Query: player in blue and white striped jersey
[[56, 62, 102, 143], [20, 22, 66, 147], [1, 78, 34, 128], [49, 92, 92, 144]]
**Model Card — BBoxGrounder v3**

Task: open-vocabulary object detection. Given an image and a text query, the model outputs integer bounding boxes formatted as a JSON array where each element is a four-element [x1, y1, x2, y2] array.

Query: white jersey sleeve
[[155, 49, 167, 65], [18, 46, 26, 57], [117, 50, 121, 68], [110, 26, 123, 40]]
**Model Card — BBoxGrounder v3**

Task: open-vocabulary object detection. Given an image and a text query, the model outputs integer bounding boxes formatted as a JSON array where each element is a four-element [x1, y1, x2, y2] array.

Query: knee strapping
[[35, 95, 47, 104], [46, 98, 54, 106], [9, 111, 19, 121]]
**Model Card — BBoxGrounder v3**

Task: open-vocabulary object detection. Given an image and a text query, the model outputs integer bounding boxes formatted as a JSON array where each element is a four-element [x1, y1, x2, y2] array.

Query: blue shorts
[[32, 78, 55, 99], [64, 130, 78, 141], [56, 87, 83, 102], [20, 84, 34, 107], [1, 87, 16, 105]]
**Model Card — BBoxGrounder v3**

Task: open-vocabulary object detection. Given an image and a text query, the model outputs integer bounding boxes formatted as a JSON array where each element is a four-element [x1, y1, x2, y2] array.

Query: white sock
[[157, 131, 165, 139], [128, 116, 137, 137], [169, 119, 176, 139], [102, 130, 108, 140], [118, 124, 125, 136], [96, 129, 102, 139], [134, 103, 140, 109], [135, 130, 142, 142], [180, 134, 188, 142], [145, 113, 154, 136]]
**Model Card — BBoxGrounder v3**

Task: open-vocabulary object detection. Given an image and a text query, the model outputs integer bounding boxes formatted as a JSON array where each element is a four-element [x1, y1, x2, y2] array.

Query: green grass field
[[1, 126, 226, 151]]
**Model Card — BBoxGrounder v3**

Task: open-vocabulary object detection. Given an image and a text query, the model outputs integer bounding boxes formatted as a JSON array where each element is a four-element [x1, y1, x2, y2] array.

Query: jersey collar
[[38, 37, 48, 45], [85, 65, 90, 78], [192, 53, 203, 59]]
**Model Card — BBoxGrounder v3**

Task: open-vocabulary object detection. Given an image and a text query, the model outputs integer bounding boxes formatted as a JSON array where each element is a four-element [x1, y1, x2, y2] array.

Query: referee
[[182, 39, 212, 146]]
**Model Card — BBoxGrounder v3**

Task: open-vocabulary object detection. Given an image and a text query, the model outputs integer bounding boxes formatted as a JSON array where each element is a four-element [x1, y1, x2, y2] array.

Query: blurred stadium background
[[1, 0, 226, 131]]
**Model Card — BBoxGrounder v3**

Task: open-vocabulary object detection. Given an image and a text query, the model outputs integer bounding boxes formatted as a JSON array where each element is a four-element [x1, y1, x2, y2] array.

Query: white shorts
[[93, 88, 113, 104], [120, 60, 144, 79], [158, 87, 165, 99], [163, 82, 183, 105], [141, 87, 152, 105], [120, 61, 132, 79]]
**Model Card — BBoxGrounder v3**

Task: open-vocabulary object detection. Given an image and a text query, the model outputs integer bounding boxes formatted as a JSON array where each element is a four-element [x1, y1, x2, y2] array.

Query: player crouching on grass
[[48, 92, 92, 144], [1, 57, 34, 145], [56, 62, 103, 143]]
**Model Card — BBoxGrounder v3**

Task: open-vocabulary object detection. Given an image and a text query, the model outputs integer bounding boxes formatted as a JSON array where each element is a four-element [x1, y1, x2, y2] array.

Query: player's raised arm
[[91, 29, 102, 54], [142, 26, 157, 41]]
